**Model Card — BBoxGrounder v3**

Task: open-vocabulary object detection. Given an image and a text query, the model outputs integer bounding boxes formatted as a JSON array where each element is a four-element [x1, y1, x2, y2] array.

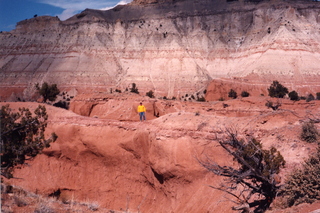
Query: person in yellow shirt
[[137, 102, 146, 121]]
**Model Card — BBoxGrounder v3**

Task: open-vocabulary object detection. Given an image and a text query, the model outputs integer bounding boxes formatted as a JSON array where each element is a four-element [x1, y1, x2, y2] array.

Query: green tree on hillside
[[130, 83, 139, 94], [268, 81, 288, 98], [35, 82, 60, 103], [0, 104, 57, 178]]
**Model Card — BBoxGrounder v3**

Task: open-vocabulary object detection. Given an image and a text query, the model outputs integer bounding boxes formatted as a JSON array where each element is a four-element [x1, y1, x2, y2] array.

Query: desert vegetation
[[268, 81, 288, 98], [35, 82, 60, 103], [228, 89, 238, 99], [282, 145, 320, 207], [146, 90, 155, 98], [200, 128, 285, 213], [130, 83, 139, 94], [1, 182, 111, 213], [265, 100, 282, 111], [0, 104, 57, 178], [300, 120, 319, 143], [288, 90, 299, 101], [241, 91, 250, 97], [306, 93, 315, 102]]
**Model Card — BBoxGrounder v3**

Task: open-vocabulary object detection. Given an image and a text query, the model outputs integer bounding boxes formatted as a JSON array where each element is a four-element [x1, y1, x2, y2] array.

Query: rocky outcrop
[[5, 97, 320, 212], [1, 0, 320, 101]]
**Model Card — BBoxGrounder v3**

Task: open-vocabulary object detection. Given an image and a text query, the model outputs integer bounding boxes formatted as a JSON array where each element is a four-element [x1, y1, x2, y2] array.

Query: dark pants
[[139, 112, 146, 121]]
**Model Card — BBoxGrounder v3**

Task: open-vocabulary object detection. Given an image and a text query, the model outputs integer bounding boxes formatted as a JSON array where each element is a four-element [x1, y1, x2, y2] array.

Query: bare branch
[[199, 127, 285, 213]]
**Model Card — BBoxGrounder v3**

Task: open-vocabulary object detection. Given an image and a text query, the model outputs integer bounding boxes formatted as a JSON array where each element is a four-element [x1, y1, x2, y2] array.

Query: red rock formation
[[5, 95, 320, 212]]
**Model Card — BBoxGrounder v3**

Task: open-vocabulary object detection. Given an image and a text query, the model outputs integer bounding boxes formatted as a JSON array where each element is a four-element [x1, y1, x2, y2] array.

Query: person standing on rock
[[137, 102, 146, 121]]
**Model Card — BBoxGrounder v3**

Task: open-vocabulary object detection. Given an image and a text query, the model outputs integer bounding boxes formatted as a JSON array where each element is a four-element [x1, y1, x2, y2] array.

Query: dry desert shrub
[[80, 201, 100, 211], [34, 203, 56, 213], [282, 148, 320, 207], [13, 195, 28, 207], [300, 120, 319, 143]]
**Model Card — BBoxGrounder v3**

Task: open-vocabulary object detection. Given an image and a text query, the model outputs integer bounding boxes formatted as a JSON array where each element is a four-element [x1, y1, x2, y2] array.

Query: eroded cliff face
[[1, 0, 320, 101]]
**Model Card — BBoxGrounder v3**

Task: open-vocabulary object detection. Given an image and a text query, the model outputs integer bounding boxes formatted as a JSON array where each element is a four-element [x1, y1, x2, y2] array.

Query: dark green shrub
[[316, 92, 320, 100], [241, 91, 250, 97], [146, 90, 155, 98], [228, 89, 237, 99], [130, 83, 139, 94], [268, 81, 288, 98], [288, 90, 299, 101], [300, 120, 319, 143], [300, 96, 306, 100], [306, 94, 315, 102], [35, 82, 60, 103]]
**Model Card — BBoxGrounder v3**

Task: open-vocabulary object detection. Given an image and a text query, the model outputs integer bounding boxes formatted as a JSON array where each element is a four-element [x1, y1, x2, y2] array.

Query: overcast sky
[[0, 0, 133, 32]]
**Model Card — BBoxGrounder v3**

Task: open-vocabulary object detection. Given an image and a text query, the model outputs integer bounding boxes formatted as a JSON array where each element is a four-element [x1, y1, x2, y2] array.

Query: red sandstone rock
[[4, 94, 320, 212]]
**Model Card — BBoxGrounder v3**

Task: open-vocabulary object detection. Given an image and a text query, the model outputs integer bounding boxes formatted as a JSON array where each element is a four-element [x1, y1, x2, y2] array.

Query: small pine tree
[[228, 89, 237, 99], [35, 82, 60, 103], [268, 81, 288, 98], [130, 83, 139, 94], [288, 90, 299, 101], [1, 104, 57, 178]]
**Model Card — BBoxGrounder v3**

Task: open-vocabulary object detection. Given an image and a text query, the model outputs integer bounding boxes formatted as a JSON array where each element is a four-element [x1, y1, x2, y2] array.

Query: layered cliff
[[1, 0, 320, 101]]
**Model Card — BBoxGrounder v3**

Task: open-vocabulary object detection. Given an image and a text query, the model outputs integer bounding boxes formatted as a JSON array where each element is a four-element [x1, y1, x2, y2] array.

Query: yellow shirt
[[137, 105, 146, 113]]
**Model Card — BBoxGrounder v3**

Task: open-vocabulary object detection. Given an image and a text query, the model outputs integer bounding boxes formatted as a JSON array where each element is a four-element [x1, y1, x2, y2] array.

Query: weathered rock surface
[[1, 0, 320, 101], [5, 96, 320, 212]]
